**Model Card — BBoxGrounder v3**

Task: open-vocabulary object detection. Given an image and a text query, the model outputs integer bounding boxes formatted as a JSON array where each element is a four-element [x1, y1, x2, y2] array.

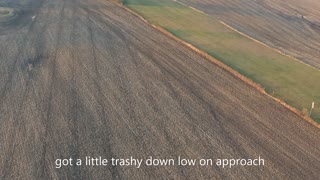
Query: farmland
[[179, 0, 320, 69], [0, 0, 319, 179], [123, 0, 320, 123]]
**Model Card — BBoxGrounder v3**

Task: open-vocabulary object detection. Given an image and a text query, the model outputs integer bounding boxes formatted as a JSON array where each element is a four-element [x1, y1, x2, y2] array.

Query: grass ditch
[[123, 0, 320, 124]]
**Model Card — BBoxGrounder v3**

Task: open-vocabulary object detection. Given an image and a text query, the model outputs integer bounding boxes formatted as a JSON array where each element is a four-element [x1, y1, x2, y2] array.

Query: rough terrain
[[179, 0, 320, 69], [0, 0, 319, 179]]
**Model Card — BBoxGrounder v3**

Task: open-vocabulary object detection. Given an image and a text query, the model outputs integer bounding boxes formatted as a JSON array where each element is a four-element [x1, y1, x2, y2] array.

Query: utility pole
[[309, 102, 315, 117]]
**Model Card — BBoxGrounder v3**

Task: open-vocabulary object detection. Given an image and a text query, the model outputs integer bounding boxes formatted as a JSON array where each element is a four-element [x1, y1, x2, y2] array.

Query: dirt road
[[179, 0, 320, 69], [0, 0, 319, 179]]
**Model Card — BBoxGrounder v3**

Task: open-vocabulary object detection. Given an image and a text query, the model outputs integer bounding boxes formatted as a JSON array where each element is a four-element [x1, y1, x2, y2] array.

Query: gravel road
[[0, 0, 319, 179]]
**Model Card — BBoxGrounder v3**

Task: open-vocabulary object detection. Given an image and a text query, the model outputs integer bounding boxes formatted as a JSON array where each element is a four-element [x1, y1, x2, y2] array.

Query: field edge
[[114, 1, 320, 128]]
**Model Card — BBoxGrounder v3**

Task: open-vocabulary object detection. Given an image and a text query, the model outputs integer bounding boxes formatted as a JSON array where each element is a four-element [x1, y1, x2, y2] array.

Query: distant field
[[123, 0, 320, 123], [179, 0, 320, 70]]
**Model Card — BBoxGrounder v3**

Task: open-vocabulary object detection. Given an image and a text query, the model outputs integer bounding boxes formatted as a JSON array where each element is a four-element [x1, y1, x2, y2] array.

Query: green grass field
[[123, 0, 320, 123]]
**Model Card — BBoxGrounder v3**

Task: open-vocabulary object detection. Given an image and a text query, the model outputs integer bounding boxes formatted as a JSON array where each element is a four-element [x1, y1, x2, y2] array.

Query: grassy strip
[[123, 0, 320, 123]]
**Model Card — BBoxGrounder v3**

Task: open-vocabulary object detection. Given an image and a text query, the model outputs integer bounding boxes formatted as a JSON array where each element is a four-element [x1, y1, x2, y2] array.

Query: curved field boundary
[[116, 2, 320, 129]]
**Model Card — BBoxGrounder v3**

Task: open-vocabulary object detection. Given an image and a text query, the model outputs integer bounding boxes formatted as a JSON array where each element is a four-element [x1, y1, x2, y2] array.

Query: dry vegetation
[[0, 0, 319, 179]]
